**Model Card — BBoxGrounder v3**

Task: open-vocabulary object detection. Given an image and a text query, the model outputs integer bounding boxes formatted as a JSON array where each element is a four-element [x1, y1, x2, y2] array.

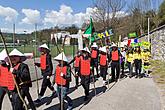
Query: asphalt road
[[1, 58, 162, 110]]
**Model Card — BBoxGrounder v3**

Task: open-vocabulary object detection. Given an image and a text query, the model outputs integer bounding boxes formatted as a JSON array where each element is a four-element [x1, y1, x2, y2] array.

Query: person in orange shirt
[[109, 44, 122, 82], [99, 47, 109, 86], [53, 52, 72, 110], [80, 47, 91, 101], [69, 51, 81, 89], [0, 49, 13, 110], [35, 44, 55, 102], [91, 43, 99, 78]]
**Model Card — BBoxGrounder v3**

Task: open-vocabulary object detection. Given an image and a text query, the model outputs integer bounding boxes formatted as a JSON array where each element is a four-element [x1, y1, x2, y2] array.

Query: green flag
[[129, 32, 137, 38], [84, 17, 93, 34]]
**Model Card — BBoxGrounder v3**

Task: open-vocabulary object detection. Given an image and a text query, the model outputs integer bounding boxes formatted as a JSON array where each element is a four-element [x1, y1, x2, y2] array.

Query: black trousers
[[91, 58, 99, 76], [12, 87, 36, 110], [121, 61, 125, 74], [39, 77, 54, 96], [75, 67, 80, 86], [100, 66, 107, 81], [134, 59, 142, 75], [127, 62, 133, 76], [111, 61, 120, 81], [0, 87, 12, 110], [80, 75, 90, 96]]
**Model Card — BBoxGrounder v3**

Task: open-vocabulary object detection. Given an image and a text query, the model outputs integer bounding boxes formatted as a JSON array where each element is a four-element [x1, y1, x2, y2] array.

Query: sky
[[0, 0, 163, 34], [0, 0, 94, 33]]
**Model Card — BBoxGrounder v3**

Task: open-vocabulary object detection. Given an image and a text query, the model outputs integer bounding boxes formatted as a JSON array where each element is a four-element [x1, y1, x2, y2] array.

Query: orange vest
[[8, 63, 20, 91], [100, 54, 107, 66], [0, 65, 15, 90], [80, 57, 90, 76], [55, 65, 67, 86], [0, 65, 9, 87], [74, 56, 80, 67], [112, 51, 119, 61], [40, 54, 47, 70], [91, 50, 97, 58]]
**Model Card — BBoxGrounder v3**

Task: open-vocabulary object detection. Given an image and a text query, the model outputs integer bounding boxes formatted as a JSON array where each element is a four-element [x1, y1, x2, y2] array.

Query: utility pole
[[148, 18, 150, 42], [13, 23, 15, 48], [35, 23, 37, 57]]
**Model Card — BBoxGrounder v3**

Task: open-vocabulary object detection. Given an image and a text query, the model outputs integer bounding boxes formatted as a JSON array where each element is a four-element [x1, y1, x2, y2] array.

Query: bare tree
[[92, 0, 126, 30]]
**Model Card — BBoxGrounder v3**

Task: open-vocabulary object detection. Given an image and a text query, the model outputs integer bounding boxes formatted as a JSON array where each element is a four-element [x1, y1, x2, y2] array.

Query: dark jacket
[[12, 63, 32, 88]]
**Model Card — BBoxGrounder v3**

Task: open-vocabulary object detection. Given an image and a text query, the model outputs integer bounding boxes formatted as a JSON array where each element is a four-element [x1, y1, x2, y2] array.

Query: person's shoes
[[51, 91, 56, 97], [115, 79, 118, 82], [84, 96, 89, 101], [75, 85, 78, 89], [135, 75, 138, 78], [97, 74, 100, 78], [67, 106, 73, 110], [103, 81, 106, 86]]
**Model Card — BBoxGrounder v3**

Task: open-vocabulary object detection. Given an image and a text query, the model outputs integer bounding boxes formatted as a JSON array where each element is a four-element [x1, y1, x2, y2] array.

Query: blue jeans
[[56, 85, 73, 109]]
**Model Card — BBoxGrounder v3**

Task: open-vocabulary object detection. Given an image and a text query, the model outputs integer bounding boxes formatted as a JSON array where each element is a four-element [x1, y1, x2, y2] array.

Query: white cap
[[99, 46, 107, 53], [0, 49, 7, 61], [82, 47, 90, 54], [91, 42, 98, 48], [38, 43, 50, 51], [111, 44, 117, 47], [8, 49, 27, 62], [54, 52, 68, 62]]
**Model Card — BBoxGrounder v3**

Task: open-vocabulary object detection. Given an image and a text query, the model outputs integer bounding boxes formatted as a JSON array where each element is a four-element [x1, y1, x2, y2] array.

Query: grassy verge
[[151, 60, 165, 84], [0, 44, 78, 57]]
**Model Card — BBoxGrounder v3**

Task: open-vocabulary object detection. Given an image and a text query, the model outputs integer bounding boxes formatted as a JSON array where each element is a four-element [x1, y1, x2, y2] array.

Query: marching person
[[9, 49, 36, 110], [69, 51, 81, 89], [91, 42, 99, 78], [120, 46, 126, 78], [99, 47, 108, 86], [53, 52, 73, 110], [35, 44, 55, 102], [109, 44, 122, 82], [142, 48, 151, 77], [126, 49, 134, 78], [133, 46, 143, 78], [80, 47, 91, 101], [0, 49, 14, 110]]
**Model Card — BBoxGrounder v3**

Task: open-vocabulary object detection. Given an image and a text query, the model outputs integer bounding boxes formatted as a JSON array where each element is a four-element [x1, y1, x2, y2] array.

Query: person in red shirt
[[69, 51, 81, 89], [109, 44, 122, 82], [53, 52, 72, 110], [99, 47, 109, 86], [34, 44, 55, 102], [91, 43, 99, 78], [0, 49, 13, 110], [79, 47, 91, 101]]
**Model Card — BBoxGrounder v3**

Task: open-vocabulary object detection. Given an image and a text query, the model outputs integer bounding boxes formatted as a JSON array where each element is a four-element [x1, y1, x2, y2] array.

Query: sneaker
[[84, 96, 89, 101], [67, 106, 73, 110], [103, 81, 106, 86], [51, 91, 56, 97]]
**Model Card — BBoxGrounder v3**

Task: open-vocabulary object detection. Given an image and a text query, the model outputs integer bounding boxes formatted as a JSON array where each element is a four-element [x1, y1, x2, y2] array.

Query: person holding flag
[[34, 44, 55, 102], [53, 52, 73, 110], [9, 49, 36, 110], [91, 42, 99, 78]]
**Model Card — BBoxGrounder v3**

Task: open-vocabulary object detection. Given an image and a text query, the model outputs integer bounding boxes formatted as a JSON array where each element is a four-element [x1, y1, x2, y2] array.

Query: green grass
[[151, 60, 165, 84], [0, 44, 78, 58]]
